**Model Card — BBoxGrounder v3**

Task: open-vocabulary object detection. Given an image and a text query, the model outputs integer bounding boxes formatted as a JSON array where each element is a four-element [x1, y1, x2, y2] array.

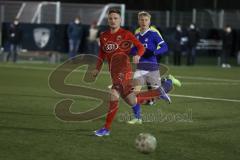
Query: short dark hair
[[14, 17, 19, 21], [225, 24, 231, 28], [108, 8, 121, 16], [75, 16, 81, 20]]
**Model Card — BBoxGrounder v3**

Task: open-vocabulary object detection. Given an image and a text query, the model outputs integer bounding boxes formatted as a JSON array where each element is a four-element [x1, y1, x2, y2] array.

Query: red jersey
[[96, 28, 144, 84], [96, 28, 144, 70]]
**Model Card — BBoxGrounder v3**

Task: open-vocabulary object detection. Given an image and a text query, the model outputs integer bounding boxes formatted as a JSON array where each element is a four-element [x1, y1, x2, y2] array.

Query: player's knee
[[110, 89, 120, 101], [133, 85, 142, 93], [124, 93, 137, 106], [133, 78, 143, 86], [125, 99, 136, 106]]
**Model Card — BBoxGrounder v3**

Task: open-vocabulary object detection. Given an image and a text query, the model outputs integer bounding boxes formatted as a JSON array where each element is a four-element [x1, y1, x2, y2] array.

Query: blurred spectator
[[238, 50, 240, 65], [187, 23, 200, 65], [221, 25, 233, 68], [67, 16, 83, 59], [6, 18, 22, 63], [173, 24, 184, 65], [87, 21, 99, 55]]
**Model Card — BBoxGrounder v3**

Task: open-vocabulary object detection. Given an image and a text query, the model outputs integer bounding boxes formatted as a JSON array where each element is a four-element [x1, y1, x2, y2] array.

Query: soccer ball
[[135, 133, 157, 154]]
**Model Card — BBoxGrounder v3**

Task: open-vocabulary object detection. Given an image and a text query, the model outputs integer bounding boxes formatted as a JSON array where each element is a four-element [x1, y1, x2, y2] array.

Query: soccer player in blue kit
[[128, 11, 181, 124]]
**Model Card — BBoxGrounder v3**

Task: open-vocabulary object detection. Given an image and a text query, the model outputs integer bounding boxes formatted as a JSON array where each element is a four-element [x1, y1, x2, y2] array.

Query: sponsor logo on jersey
[[103, 41, 118, 53]]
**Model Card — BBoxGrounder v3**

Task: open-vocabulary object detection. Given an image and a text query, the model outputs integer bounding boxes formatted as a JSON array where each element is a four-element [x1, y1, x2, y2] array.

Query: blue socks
[[132, 103, 141, 119], [162, 79, 173, 93]]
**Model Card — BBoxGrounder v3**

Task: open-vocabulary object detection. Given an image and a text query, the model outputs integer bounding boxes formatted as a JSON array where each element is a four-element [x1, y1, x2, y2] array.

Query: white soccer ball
[[135, 133, 157, 154]]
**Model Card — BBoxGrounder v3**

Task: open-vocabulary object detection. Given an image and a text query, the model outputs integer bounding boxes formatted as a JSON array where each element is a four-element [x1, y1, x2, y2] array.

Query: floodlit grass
[[0, 62, 239, 160]]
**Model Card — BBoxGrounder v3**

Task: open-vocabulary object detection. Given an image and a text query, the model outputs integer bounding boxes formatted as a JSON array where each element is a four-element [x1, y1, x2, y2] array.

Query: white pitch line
[[176, 75, 240, 83], [0, 64, 240, 83], [183, 82, 240, 85], [0, 64, 53, 71], [0, 64, 110, 74], [170, 94, 240, 103], [1, 64, 240, 103]]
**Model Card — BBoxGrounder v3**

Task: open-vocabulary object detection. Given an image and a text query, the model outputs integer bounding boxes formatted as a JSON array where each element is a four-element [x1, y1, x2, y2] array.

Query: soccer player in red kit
[[92, 9, 168, 136]]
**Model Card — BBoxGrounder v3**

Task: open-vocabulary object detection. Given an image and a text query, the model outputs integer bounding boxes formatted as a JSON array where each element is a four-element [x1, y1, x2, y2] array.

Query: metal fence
[[126, 9, 240, 29], [0, 1, 125, 25], [1, 1, 240, 28]]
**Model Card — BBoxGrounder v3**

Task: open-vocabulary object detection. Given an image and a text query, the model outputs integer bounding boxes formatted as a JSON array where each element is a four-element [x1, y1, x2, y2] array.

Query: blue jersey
[[131, 27, 168, 71]]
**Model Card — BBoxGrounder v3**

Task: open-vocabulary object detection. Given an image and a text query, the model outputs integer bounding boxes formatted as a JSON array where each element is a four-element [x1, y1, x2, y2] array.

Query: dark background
[[2, 22, 239, 55], [5, 0, 240, 10], [2, 0, 240, 54]]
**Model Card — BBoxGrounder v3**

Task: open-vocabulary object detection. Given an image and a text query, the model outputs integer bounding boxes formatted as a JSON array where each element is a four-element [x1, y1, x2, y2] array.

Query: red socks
[[104, 101, 119, 129], [104, 89, 160, 129]]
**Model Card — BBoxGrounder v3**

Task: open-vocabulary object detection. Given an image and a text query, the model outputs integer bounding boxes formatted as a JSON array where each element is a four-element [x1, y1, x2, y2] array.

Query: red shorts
[[109, 52, 134, 97]]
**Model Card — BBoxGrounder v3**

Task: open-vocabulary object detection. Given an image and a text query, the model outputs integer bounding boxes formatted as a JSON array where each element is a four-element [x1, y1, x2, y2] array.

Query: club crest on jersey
[[116, 35, 122, 41], [103, 41, 118, 53]]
